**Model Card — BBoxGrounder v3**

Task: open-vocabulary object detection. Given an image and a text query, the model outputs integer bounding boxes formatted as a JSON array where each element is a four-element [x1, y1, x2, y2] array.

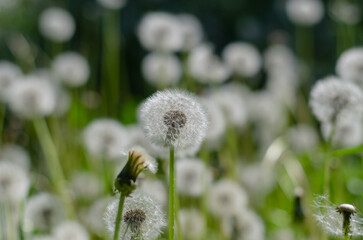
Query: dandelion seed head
[[336, 48, 363, 88], [24, 193, 66, 231], [52, 221, 89, 240], [142, 52, 182, 88], [8, 76, 57, 119], [39, 7, 75, 42], [104, 191, 166, 240], [178, 14, 203, 51], [0, 161, 29, 203], [52, 52, 90, 87], [321, 119, 363, 147], [0, 144, 30, 170], [83, 118, 128, 160], [138, 179, 167, 207], [139, 89, 208, 155], [222, 42, 262, 78], [179, 208, 206, 239], [286, 0, 324, 26], [0, 61, 22, 102], [138, 12, 183, 52], [96, 0, 126, 9], [309, 76, 363, 124], [208, 179, 248, 218]]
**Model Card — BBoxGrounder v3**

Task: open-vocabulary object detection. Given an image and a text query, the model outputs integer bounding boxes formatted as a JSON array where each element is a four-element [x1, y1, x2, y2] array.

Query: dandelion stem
[[323, 119, 336, 196], [113, 193, 126, 240], [32, 118, 75, 218], [0, 103, 4, 146], [169, 146, 175, 240]]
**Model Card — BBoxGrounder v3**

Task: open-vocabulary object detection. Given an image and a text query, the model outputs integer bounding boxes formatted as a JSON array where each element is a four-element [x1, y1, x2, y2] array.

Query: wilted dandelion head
[[142, 52, 182, 88], [83, 118, 128, 160], [336, 48, 363, 88], [222, 42, 262, 78], [96, 0, 127, 9], [137, 12, 183, 52], [8, 76, 57, 119], [24, 193, 66, 231], [139, 89, 208, 155], [52, 52, 90, 88], [178, 208, 206, 240], [285, 0, 324, 26], [0, 161, 29, 203], [39, 7, 75, 42], [208, 179, 248, 218], [104, 191, 166, 240], [309, 76, 363, 124], [0, 144, 30, 170], [0, 61, 22, 102], [188, 44, 230, 84], [177, 14, 203, 51], [313, 195, 363, 238], [52, 221, 89, 240]]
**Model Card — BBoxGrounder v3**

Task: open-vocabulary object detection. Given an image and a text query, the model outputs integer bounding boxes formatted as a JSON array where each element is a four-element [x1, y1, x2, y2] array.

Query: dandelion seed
[[222, 42, 262, 78], [52, 221, 89, 240], [39, 7, 75, 42], [309, 76, 363, 124], [139, 89, 208, 156], [104, 192, 166, 240], [83, 118, 128, 160], [52, 52, 90, 87], [313, 195, 363, 238], [0, 161, 29, 203], [24, 193, 66, 231], [142, 52, 182, 88], [285, 0, 324, 26]]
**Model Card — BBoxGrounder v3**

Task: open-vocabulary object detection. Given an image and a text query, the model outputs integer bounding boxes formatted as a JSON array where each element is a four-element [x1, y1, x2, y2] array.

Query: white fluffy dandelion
[[177, 14, 203, 51], [222, 42, 262, 78], [179, 208, 206, 239], [83, 118, 128, 160], [313, 195, 363, 238], [0, 144, 30, 170], [336, 47, 363, 88], [139, 89, 208, 156], [96, 0, 127, 9], [8, 76, 57, 119], [0, 61, 22, 102], [104, 191, 166, 240], [286, 0, 324, 26], [142, 52, 182, 88], [321, 120, 363, 147], [309, 76, 363, 124], [52, 221, 89, 240], [0, 161, 29, 203], [138, 179, 167, 207], [24, 193, 66, 231], [137, 12, 183, 52], [39, 7, 75, 42], [175, 158, 210, 197], [70, 171, 103, 200], [330, 1, 361, 25], [208, 179, 248, 218], [286, 124, 320, 153], [52, 52, 90, 87]]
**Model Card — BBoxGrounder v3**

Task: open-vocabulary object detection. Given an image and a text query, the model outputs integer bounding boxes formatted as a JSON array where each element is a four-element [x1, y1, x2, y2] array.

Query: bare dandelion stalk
[[169, 146, 176, 240], [32, 118, 74, 217], [336, 204, 356, 239]]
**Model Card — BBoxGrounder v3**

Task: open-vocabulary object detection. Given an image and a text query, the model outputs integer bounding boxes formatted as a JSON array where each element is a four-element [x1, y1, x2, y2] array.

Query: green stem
[[0, 103, 5, 146], [113, 193, 126, 240], [323, 121, 336, 196], [32, 118, 74, 218], [169, 146, 175, 240]]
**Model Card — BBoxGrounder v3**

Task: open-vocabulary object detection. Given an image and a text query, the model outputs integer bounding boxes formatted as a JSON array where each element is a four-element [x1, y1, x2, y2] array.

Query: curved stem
[[169, 146, 175, 240], [113, 193, 126, 240]]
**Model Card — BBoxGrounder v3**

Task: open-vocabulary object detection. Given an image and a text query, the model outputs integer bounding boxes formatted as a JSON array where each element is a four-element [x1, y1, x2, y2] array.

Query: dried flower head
[[8, 76, 57, 119], [104, 191, 166, 240], [222, 42, 262, 78], [142, 52, 182, 88], [310, 76, 363, 124], [313, 195, 363, 238], [336, 47, 363, 88], [52, 221, 89, 240], [39, 7, 75, 42], [83, 118, 128, 160], [139, 89, 208, 155], [0, 61, 22, 102], [137, 12, 183, 52], [114, 146, 157, 195], [24, 193, 66, 231], [286, 0, 324, 26], [0, 161, 29, 203]]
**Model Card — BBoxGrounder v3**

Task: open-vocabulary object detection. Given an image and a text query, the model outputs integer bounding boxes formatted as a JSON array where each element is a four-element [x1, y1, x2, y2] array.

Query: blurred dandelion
[[96, 0, 127, 10], [0, 61, 22, 102], [52, 221, 89, 240], [178, 208, 206, 239], [336, 47, 363, 88], [285, 0, 324, 26]]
